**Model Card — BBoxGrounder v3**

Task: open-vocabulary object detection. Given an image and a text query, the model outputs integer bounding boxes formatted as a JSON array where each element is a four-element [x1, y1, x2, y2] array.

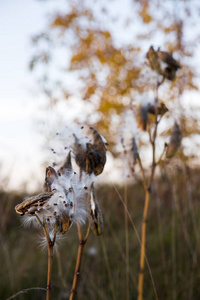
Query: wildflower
[[166, 122, 182, 158], [146, 46, 181, 81]]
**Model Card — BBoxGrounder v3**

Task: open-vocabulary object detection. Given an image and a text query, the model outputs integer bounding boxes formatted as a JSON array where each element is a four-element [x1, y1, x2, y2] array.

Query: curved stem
[[69, 222, 90, 300], [35, 215, 56, 300]]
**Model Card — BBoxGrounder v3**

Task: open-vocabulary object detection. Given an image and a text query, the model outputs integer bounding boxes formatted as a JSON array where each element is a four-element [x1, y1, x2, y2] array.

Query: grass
[[1, 165, 200, 299]]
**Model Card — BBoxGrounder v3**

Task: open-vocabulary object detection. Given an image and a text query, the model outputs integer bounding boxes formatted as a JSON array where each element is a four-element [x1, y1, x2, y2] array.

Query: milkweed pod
[[15, 192, 53, 216], [90, 127, 107, 159], [44, 166, 58, 192], [136, 104, 148, 131], [159, 102, 168, 116], [88, 183, 103, 236], [157, 49, 181, 81], [57, 151, 72, 176], [147, 46, 181, 80], [60, 214, 71, 234], [146, 46, 161, 74], [166, 123, 182, 158], [132, 137, 138, 164], [73, 128, 107, 176], [73, 133, 89, 172], [157, 50, 181, 70], [147, 102, 168, 116], [87, 127, 107, 176]]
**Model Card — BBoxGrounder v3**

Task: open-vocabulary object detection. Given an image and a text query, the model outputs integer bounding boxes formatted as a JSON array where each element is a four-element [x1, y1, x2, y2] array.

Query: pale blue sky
[[0, 0, 116, 191], [0, 0, 63, 191], [0, 0, 200, 191]]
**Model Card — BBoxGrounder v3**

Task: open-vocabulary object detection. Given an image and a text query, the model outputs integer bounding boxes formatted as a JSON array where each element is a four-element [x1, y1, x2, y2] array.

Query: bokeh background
[[1, 0, 200, 299]]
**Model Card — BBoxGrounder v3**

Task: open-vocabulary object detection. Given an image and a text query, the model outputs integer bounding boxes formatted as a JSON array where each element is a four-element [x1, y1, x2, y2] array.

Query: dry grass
[[1, 165, 200, 299]]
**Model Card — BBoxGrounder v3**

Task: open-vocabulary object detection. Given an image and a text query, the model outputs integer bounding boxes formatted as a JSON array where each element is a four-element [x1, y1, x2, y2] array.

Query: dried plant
[[15, 126, 107, 300], [166, 123, 182, 159], [121, 45, 181, 300], [146, 45, 181, 82]]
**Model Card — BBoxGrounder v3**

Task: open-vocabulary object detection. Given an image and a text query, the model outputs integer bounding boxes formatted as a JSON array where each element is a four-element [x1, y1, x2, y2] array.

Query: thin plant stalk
[[124, 183, 130, 300], [46, 244, 54, 300], [104, 213, 137, 287], [113, 184, 158, 300], [36, 215, 57, 300], [137, 139, 158, 300], [100, 236, 117, 300], [156, 196, 169, 291], [137, 188, 150, 300], [137, 80, 162, 300], [69, 222, 90, 300]]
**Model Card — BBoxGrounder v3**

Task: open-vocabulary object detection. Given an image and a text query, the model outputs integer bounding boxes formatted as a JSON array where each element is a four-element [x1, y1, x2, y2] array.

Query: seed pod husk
[[73, 128, 107, 176], [156, 48, 181, 80], [88, 183, 103, 236], [57, 151, 72, 176], [146, 46, 161, 74], [136, 104, 148, 131], [60, 214, 71, 234], [132, 137, 138, 164], [147, 102, 168, 116], [146, 46, 181, 80], [15, 192, 53, 215], [157, 49, 181, 70], [44, 166, 58, 192], [166, 123, 182, 158]]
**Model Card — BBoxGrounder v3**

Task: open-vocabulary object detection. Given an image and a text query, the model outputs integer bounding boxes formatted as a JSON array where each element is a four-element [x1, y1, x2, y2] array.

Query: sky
[[0, 0, 66, 192], [1, 0, 200, 192], [0, 0, 120, 192]]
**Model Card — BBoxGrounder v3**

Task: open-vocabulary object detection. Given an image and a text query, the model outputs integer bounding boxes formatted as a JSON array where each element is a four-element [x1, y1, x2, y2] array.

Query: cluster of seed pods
[[15, 126, 107, 236]]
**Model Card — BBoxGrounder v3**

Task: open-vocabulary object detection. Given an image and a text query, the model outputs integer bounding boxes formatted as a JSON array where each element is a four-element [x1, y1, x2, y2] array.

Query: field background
[[1, 164, 200, 300]]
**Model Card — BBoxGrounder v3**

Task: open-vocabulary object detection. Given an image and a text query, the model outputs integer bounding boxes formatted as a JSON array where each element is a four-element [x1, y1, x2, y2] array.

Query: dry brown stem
[[137, 79, 162, 300], [36, 215, 56, 300], [124, 183, 130, 300], [69, 222, 90, 300]]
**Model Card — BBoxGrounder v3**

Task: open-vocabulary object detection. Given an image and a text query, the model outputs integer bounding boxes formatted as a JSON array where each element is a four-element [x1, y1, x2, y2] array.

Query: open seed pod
[[73, 127, 107, 176], [132, 137, 138, 165], [166, 123, 182, 158], [15, 192, 53, 216], [146, 46, 181, 81], [135, 104, 148, 131], [146, 46, 162, 74], [57, 151, 72, 177], [59, 214, 71, 234], [43, 166, 58, 192], [88, 183, 103, 236], [147, 102, 168, 116], [157, 49, 181, 80], [15, 160, 77, 235], [58, 187, 76, 234]]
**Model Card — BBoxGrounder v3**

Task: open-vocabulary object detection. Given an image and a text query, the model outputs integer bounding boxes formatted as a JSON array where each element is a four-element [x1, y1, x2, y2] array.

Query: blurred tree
[[30, 0, 200, 158]]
